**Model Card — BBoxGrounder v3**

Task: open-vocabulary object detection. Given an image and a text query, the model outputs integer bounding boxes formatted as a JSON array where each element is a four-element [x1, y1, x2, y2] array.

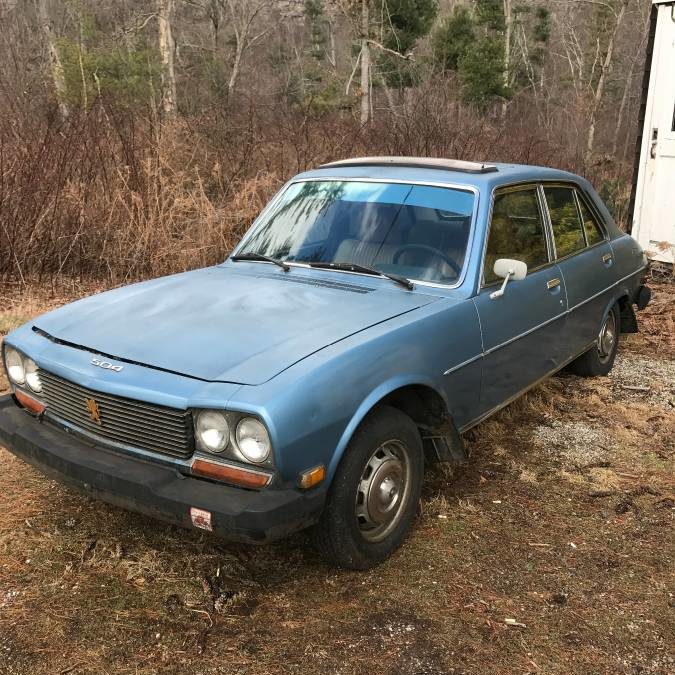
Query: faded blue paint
[[4, 162, 647, 492]]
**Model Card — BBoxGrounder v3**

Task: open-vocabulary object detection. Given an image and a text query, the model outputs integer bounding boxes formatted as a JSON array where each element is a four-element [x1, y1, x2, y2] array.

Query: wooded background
[[0, 0, 651, 284]]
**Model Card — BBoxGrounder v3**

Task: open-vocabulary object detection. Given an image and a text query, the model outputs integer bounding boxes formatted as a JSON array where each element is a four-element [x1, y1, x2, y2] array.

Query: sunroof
[[320, 156, 498, 174]]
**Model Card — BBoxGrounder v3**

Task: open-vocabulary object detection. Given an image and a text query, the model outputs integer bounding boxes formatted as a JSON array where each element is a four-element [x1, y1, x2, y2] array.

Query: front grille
[[39, 370, 194, 459]]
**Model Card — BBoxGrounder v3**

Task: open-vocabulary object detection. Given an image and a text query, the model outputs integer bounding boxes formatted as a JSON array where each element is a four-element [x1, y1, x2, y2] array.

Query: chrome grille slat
[[48, 413, 190, 457], [39, 381, 188, 430], [40, 372, 187, 420], [44, 403, 190, 450], [39, 369, 194, 459]]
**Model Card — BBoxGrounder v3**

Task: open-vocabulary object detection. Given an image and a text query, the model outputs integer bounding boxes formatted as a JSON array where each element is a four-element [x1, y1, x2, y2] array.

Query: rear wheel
[[568, 303, 620, 377], [311, 406, 424, 570]]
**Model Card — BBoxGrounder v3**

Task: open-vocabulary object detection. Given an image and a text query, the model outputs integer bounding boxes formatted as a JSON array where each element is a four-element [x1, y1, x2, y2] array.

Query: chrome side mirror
[[490, 258, 528, 299]]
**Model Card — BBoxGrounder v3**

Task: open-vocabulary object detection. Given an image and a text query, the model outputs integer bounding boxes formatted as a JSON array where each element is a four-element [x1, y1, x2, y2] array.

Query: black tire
[[311, 405, 424, 570], [568, 303, 620, 377]]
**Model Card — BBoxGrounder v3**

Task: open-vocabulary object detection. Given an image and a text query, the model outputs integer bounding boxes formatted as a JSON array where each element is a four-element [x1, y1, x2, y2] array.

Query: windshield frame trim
[[230, 176, 480, 291]]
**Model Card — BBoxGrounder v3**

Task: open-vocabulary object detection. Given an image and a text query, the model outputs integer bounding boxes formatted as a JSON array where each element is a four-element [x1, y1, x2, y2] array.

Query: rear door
[[541, 184, 614, 358], [474, 185, 567, 417]]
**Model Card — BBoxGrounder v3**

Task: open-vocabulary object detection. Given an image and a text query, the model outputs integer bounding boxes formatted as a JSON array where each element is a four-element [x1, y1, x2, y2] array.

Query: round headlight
[[196, 410, 230, 454], [235, 417, 271, 463], [5, 347, 25, 385], [24, 358, 42, 393]]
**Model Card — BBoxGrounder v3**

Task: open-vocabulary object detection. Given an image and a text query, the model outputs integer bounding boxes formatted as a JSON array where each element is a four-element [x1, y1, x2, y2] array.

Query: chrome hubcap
[[597, 312, 616, 362], [356, 441, 410, 542]]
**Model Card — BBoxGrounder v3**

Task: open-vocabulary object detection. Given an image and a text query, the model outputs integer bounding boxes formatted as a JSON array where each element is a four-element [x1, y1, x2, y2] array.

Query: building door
[[633, 2, 675, 264]]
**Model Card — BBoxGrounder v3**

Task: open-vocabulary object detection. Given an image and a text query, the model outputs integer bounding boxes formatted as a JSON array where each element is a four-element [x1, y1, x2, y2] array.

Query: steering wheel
[[393, 244, 462, 276]]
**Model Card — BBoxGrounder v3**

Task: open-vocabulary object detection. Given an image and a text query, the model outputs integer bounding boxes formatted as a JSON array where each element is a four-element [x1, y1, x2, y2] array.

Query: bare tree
[[158, 0, 177, 116], [221, 0, 271, 96], [359, 0, 370, 125], [585, 0, 628, 163], [35, 0, 69, 120], [502, 0, 512, 118]]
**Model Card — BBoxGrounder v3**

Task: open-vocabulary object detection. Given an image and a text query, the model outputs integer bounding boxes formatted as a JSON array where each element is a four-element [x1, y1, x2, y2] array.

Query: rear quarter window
[[577, 195, 604, 246]]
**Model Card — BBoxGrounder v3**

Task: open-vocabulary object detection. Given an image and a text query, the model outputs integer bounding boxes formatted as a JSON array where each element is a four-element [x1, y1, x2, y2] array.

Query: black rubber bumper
[[0, 395, 325, 543]]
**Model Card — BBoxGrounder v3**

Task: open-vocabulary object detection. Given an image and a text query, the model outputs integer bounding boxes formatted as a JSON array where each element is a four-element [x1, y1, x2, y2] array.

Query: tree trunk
[[228, 42, 244, 95], [209, 0, 222, 50], [612, 33, 645, 157], [585, 0, 627, 163], [35, 0, 69, 120], [157, 0, 177, 117], [501, 0, 511, 117], [360, 0, 370, 126]]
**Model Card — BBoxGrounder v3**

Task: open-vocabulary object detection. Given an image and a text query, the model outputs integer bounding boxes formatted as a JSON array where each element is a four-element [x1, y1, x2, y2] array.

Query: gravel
[[532, 420, 614, 468], [611, 353, 675, 410]]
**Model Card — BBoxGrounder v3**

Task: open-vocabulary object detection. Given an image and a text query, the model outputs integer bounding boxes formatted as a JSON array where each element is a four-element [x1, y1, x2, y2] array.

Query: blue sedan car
[[0, 157, 651, 569]]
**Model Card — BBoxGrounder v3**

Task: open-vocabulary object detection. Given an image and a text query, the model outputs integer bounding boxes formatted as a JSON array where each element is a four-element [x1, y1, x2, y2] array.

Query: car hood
[[33, 265, 438, 385]]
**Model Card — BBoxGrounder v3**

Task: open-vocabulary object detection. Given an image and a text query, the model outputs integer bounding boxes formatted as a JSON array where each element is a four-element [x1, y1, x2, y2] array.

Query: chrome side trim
[[443, 353, 483, 376], [483, 312, 565, 356], [567, 266, 646, 313], [458, 339, 597, 433]]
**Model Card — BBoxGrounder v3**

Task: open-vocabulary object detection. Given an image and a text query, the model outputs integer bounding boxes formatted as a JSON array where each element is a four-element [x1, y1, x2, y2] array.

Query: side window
[[544, 186, 586, 258], [576, 194, 604, 246], [484, 188, 549, 285]]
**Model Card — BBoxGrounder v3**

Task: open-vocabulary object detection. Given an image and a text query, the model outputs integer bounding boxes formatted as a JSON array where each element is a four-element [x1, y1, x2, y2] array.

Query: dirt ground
[[0, 281, 673, 675]]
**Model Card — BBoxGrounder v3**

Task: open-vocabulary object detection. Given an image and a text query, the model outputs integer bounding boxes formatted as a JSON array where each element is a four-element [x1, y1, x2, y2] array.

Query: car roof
[[294, 157, 585, 192]]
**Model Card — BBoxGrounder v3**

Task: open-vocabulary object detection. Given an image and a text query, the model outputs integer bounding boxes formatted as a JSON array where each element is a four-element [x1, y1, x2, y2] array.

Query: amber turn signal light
[[14, 390, 45, 415], [299, 464, 326, 490], [190, 458, 271, 489]]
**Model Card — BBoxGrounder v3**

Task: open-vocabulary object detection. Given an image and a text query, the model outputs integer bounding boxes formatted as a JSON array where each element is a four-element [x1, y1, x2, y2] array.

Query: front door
[[474, 185, 567, 417]]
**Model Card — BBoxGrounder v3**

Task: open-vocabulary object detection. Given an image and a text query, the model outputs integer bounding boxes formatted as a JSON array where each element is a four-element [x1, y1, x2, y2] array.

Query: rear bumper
[[0, 395, 325, 543]]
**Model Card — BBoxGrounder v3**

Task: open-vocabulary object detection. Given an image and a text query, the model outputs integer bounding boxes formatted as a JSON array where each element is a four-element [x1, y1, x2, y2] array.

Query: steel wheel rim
[[355, 440, 411, 543], [597, 312, 617, 363]]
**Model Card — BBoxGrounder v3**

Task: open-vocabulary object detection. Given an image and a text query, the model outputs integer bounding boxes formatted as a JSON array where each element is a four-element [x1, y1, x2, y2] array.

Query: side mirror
[[490, 258, 528, 299]]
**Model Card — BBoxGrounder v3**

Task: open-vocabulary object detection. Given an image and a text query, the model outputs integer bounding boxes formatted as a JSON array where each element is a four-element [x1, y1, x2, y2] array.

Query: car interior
[[287, 199, 472, 283]]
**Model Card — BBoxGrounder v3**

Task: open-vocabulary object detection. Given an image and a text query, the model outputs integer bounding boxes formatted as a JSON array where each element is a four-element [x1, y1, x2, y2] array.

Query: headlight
[[24, 358, 42, 393], [4, 347, 25, 385], [236, 417, 271, 463], [195, 410, 229, 453]]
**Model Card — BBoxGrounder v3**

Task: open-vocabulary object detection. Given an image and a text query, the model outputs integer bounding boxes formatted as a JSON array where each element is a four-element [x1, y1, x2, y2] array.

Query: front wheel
[[568, 303, 620, 377], [311, 406, 424, 570]]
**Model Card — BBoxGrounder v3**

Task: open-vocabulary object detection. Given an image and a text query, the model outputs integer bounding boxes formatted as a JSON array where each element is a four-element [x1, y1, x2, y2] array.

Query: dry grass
[[1, 99, 636, 286], [0, 284, 673, 674]]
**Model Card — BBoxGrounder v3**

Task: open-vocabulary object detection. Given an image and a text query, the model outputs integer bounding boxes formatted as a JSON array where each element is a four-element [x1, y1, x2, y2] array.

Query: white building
[[631, 0, 675, 267]]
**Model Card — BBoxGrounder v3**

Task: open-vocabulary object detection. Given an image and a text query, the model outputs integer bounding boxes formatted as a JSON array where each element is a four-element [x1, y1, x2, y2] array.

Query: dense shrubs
[[0, 89, 632, 285]]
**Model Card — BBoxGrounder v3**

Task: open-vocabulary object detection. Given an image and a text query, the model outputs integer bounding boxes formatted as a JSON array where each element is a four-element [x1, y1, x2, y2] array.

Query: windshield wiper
[[308, 261, 413, 290], [230, 252, 290, 272]]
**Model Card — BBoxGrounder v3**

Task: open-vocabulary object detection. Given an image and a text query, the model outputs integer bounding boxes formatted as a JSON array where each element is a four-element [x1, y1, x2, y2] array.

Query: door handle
[[546, 278, 561, 290], [602, 253, 612, 264]]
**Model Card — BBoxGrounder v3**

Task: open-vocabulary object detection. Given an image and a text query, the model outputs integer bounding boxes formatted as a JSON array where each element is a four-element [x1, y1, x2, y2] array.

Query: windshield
[[235, 180, 476, 284]]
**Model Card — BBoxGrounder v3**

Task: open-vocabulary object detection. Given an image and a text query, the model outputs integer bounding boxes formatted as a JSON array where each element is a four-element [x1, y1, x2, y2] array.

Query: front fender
[[326, 374, 449, 479]]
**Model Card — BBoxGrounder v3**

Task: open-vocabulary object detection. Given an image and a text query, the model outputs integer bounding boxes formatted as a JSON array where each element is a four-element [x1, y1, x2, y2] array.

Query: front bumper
[[0, 395, 325, 543]]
